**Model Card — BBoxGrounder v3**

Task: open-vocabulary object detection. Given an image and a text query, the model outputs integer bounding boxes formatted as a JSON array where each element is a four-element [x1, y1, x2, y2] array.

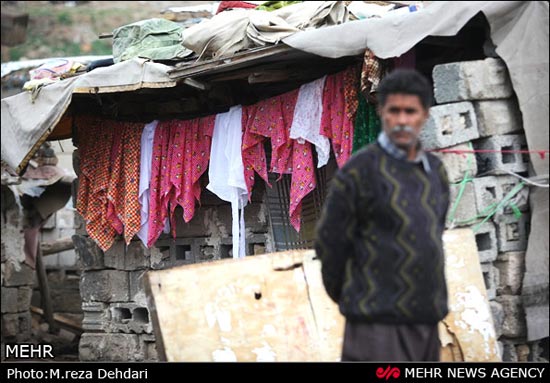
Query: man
[[315, 69, 450, 361]]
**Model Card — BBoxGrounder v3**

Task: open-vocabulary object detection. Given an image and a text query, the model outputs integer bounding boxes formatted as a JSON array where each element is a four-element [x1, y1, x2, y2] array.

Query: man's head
[[377, 69, 432, 150]]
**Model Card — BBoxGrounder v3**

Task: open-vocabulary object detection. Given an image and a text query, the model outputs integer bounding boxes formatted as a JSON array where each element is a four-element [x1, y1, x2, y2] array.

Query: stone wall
[[429, 57, 546, 361]]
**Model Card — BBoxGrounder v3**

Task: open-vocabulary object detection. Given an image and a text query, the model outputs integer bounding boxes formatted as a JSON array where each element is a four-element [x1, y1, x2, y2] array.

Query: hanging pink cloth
[[321, 67, 357, 168], [242, 89, 316, 232], [147, 116, 215, 247]]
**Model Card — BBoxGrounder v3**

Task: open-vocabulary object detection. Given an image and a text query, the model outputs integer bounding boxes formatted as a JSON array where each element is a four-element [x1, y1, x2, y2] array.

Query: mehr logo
[[376, 365, 401, 380], [4, 343, 54, 359]]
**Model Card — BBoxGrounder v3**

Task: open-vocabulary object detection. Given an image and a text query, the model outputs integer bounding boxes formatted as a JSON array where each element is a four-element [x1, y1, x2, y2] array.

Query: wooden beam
[[168, 44, 301, 80], [30, 306, 83, 335], [41, 237, 74, 257]]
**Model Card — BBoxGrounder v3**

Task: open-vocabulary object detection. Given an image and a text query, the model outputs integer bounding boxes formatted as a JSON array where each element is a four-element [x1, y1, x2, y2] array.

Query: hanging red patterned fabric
[[171, 116, 216, 227], [321, 66, 358, 168], [147, 116, 215, 247], [147, 121, 172, 248], [241, 89, 316, 232], [106, 121, 143, 245], [76, 115, 117, 251]]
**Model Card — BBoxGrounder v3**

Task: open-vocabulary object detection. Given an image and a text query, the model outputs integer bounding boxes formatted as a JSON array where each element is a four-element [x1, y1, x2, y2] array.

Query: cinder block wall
[[429, 57, 543, 361], [72, 153, 275, 361], [73, 57, 545, 362], [1, 186, 33, 354]]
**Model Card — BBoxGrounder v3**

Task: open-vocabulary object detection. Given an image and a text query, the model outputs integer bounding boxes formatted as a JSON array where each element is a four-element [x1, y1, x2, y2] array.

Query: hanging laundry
[[207, 106, 248, 258], [290, 76, 330, 168], [137, 120, 158, 247], [106, 121, 143, 245], [242, 89, 299, 194], [352, 95, 381, 152], [361, 48, 383, 96], [321, 65, 358, 168], [242, 89, 316, 232], [76, 116, 117, 251], [148, 116, 215, 247]]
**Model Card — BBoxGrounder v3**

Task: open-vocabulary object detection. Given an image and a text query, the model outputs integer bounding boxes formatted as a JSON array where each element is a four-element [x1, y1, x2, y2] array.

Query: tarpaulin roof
[[1, 58, 176, 174]]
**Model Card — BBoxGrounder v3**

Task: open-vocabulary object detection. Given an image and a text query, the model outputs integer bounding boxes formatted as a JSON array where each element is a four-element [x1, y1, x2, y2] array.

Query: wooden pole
[[35, 239, 60, 334]]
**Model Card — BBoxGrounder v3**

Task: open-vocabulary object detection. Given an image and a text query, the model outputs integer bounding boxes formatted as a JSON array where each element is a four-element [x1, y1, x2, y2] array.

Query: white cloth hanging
[[137, 120, 158, 247], [207, 105, 248, 259], [290, 75, 330, 168]]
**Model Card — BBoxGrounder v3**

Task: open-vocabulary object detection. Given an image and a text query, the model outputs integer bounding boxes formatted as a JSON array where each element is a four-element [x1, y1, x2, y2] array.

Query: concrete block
[[472, 176, 500, 215], [244, 203, 268, 233], [421, 102, 479, 149], [433, 58, 513, 103], [495, 252, 525, 296], [57, 250, 78, 268], [56, 208, 75, 229], [432, 142, 478, 183], [140, 335, 158, 361], [474, 134, 529, 174], [129, 270, 147, 306], [79, 333, 142, 361], [1, 287, 17, 313], [3, 262, 34, 287], [474, 99, 523, 137], [73, 234, 104, 270], [494, 213, 529, 252], [104, 240, 149, 271], [490, 300, 504, 339], [447, 181, 477, 226], [74, 210, 87, 236], [109, 303, 153, 334], [496, 295, 527, 338], [480, 263, 500, 300], [501, 340, 518, 362], [80, 270, 129, 303], [50, 288, 82, 314], [82, 302, 109, 332], [149, 245, 169, 270], [16, 286, 33, 312], [1, 312, 31, 341], [474, 222, 498, 263], [497, 175, 529, 213], [3, 287, 32, 313]]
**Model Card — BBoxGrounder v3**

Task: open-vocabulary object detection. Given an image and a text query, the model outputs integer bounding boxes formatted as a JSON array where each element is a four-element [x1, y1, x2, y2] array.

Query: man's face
[[379, 94, 429, 150]]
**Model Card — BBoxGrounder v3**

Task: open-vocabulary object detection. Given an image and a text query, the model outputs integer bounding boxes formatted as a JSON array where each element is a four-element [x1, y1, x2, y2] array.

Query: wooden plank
[[146, 231, 499, 361], [440, 228, 501, 361], [30, 306, 83, 335], [41, 237, 74, 256], [168, 44, 304, 80]]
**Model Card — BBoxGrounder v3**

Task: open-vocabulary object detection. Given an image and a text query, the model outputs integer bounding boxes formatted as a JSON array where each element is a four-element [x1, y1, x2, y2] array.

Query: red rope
[[427, 148, 550, 160]]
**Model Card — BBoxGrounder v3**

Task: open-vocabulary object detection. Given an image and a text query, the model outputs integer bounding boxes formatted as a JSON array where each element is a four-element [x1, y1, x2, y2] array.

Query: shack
[[1, 1, 548, 362]]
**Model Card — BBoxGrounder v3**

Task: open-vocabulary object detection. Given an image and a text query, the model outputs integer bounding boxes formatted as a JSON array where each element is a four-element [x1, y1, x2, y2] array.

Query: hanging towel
[[290, 76, 330, 168], [242, 89, 316, 232], [137, 120, 158, 247], [207, 106, 248, 258]]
